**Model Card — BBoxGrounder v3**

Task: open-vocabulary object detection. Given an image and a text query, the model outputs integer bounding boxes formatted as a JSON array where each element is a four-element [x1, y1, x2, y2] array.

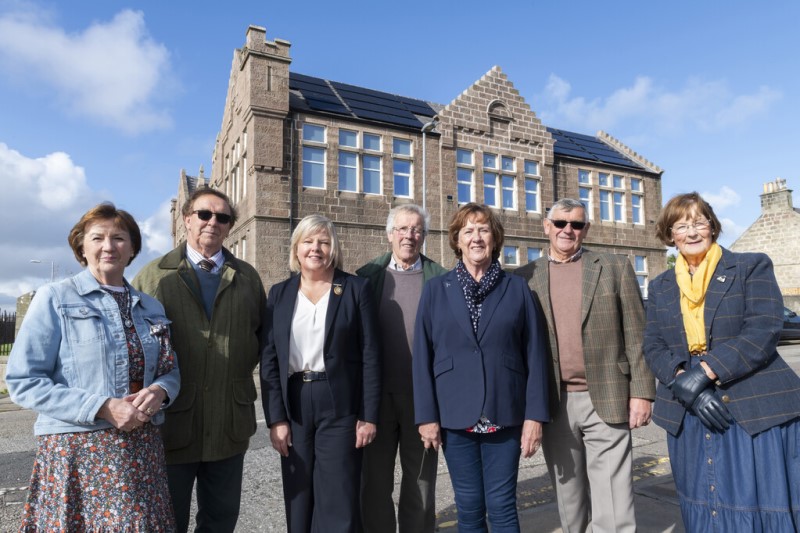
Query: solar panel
[[547, 127, 646, 171]]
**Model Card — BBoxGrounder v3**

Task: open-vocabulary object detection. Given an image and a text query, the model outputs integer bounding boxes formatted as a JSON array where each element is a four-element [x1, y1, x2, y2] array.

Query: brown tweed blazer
[[515, 249, 655, 424]]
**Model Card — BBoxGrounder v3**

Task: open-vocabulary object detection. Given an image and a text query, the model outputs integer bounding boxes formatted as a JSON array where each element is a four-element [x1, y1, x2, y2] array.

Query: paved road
[[0, 343, 797, 532]]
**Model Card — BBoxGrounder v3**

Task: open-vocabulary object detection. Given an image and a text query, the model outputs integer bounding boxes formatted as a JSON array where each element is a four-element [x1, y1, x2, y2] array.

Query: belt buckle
[[302, 371, 313, 383]]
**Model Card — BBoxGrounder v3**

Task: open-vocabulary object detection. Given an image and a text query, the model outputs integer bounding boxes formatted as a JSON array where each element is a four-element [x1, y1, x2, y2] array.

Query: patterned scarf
[[455, 259, 503, 334]]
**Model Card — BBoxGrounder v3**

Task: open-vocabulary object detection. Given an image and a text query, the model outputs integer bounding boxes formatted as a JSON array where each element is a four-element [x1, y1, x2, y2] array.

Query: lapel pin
[[716, 275, 726, 283], [333, 284, 343, 296], [444, 282, 451, 288]]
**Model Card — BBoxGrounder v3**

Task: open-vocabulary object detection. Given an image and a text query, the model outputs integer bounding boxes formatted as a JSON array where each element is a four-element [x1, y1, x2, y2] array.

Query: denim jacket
[[7, 269, 181, 436]]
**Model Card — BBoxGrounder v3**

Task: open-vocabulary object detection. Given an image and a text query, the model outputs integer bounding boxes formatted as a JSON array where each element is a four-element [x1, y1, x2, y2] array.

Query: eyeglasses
[[393, 226, 424, 236], [193, 210, 232, 224], [671, 219, 710, 235], [550, 220, 587, 230]]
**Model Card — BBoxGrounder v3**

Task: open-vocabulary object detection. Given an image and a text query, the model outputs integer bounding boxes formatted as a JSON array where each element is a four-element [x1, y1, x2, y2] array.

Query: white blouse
[[288, 289, 330, 374]]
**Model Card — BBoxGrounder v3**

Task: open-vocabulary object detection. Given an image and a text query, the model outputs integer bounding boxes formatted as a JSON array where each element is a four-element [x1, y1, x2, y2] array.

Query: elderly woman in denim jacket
[[7, 203, 181, 532]]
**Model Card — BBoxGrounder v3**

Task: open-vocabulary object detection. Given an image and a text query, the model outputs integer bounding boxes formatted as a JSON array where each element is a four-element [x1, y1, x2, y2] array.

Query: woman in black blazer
[[261, 214, 381, 533]]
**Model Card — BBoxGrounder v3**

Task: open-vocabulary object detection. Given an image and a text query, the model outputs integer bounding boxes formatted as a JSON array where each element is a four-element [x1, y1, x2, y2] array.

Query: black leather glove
[[668, 363, 713, 408], [691, 388, 733, 432]]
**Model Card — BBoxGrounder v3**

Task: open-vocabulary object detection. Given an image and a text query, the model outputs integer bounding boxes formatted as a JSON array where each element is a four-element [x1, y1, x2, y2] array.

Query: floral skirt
[[20, 424, 175, 532]]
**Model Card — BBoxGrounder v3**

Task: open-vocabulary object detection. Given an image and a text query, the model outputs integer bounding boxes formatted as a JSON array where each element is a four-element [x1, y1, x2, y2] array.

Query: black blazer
[[260, 269, 381, 425]]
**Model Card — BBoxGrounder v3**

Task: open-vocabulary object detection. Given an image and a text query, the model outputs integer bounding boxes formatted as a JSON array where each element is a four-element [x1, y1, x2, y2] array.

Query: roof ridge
[[597, 131, 663, 174]]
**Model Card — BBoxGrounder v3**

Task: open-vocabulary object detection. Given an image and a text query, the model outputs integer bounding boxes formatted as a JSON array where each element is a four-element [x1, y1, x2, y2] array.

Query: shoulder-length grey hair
[[289, 214, 343, 273]]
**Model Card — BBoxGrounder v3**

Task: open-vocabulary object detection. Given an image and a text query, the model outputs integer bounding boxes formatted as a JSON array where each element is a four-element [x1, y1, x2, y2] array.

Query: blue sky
[[1, 0, 798, 310]]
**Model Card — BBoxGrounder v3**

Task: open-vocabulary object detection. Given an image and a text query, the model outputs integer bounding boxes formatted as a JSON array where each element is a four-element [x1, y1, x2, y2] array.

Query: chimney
[[760, 178, 794, 214]]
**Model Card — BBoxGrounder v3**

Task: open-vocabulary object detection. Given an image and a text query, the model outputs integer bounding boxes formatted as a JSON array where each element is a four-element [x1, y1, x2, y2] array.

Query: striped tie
[[198, 259, 215, 272]]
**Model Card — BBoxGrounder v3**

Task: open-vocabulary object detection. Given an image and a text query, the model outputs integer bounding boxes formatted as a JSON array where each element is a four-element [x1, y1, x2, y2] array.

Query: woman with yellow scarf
[[643, 192, 800, 531]]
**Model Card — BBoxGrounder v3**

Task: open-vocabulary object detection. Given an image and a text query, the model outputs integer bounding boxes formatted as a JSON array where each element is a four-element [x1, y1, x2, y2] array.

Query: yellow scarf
[[674, 243, 723, 352]]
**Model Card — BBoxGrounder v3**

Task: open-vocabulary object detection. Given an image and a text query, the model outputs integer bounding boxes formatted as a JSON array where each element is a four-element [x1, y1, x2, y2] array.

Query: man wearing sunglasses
[[133, 187, 267, 532], [516, 198, 655, 533]]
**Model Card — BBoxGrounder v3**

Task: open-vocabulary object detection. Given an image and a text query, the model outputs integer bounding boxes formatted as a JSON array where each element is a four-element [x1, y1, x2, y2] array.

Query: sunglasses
[[193, 210, 232, 224], [550, 219, 587, 230]]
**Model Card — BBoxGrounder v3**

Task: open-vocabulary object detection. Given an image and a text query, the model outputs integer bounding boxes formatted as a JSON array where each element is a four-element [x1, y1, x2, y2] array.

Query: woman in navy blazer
[[413, 203, 549, 533], [644, 193, 800, 531], [260, 214, 381, 533]]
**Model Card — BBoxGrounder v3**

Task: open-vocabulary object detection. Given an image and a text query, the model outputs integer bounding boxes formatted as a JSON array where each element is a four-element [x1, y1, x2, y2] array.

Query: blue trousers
[[442, 426, 522, 533]]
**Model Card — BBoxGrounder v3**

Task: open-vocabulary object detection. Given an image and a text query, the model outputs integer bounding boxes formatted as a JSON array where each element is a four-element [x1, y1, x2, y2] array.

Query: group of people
[[7, 185, 800, 533]]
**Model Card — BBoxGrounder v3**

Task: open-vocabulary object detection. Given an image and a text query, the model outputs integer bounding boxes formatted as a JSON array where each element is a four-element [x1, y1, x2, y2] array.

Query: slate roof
[[289, 72, 648, 172]]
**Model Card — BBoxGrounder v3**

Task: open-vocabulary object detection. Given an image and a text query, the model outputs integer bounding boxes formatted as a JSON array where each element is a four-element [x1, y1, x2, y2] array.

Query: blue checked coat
[[643, 247, 800, 436]]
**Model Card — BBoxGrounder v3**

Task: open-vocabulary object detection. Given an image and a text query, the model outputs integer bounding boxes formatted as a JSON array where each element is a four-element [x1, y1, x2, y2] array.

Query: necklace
[[120, 288, 134, 328]]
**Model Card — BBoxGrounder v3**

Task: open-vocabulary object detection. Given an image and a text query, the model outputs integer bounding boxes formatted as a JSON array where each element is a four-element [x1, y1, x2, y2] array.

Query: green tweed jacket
[[132, 243, 267, 464], [515, 249, 655, 424]]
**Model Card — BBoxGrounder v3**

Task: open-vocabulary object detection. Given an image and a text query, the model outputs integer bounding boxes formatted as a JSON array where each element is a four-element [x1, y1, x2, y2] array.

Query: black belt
[[290, 371, 327, 382]]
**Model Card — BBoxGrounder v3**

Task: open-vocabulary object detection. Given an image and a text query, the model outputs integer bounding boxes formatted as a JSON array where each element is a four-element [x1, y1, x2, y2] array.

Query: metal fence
[[0, 311, 16, 355]]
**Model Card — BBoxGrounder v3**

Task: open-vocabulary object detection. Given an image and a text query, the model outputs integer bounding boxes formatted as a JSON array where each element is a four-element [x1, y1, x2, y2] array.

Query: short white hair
[[385, 204, 430, 236]]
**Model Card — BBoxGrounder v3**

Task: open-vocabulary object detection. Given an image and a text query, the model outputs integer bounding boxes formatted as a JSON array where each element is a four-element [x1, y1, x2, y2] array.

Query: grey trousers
[[361, 392, 437, 533], [542, 390, 636, 533]]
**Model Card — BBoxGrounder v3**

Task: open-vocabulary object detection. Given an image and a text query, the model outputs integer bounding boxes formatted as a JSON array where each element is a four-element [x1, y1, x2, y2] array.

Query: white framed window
[[392, 138, 413, 197], [302, 124, 326, 189], [579, 187, 592, 219], [503, 245, 519, 266], [527, 247, 542, 263], [393, 138, 412, 156], [338, 151, 358, 191], [483, 153, 498, 207], [578, 169, 591, 184], [339, 129, 358, 148], [393, 159, 412, 197], [337, 130, 383, 194], [502, 175, 515, 209], [456, 149, 474, 204], [634, 255, 648, 298], [613, 191, 625, 221], [599, 172, 625, 222], [364, 133, 381, 152], [363, 155, 381, 194], [241, 236, 247, 260], [631, 178, 644, 224], [524, 160, 540, 213], [303, 124, 325, 143]]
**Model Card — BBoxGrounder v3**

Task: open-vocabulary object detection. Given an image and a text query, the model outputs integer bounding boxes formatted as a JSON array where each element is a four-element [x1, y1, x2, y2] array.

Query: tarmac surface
[[0, 343, 797, 532]]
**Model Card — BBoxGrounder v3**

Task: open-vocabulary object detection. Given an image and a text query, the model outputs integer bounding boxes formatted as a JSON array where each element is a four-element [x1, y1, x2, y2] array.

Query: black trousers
[[283, 377, 362, 533], [167, 453, 245, 533]]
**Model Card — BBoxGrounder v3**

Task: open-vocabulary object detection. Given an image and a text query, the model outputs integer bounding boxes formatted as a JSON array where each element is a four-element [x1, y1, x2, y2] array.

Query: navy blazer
[[643, 247, 800, 436], [260, 270, 381, 425], [412, 268, 549, 430]]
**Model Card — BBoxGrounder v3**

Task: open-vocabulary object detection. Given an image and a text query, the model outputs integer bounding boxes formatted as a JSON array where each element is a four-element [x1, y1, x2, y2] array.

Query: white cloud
[[701, 185, 741, 211], [139, 199, 174, 255], [538, 74, 781, 135], [0, 142, 104, 310], [0, 7, 174, 134], [717, 217, 748, 248]]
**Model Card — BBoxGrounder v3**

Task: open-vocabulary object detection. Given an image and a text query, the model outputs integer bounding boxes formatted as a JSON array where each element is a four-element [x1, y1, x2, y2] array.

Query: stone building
[[173, 25, 667, 296], [729, 178, 800, 310]]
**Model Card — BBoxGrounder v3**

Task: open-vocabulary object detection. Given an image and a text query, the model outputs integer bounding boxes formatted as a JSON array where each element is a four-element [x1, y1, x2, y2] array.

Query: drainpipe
[[420, 119, 438, 254]]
